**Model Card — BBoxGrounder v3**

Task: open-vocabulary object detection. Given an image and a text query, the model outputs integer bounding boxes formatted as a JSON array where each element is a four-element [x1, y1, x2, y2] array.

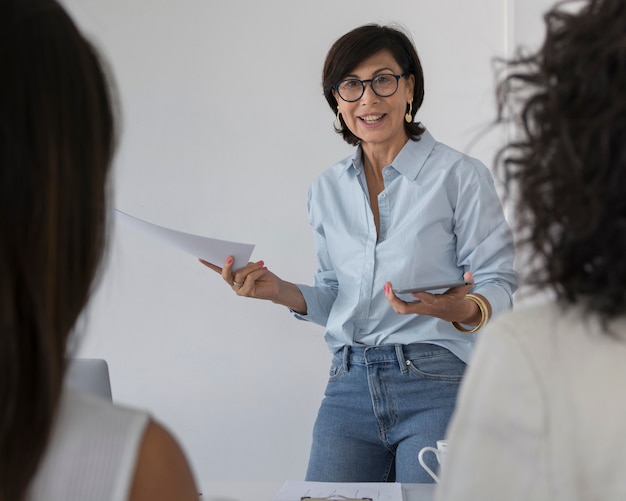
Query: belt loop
[[395, 344, 408, 374], [342, 345, 350, 372]]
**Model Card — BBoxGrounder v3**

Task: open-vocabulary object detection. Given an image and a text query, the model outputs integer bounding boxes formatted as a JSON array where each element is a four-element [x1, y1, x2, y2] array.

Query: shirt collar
[[396, 128, 436, 180], [339, 125, 437, 181]]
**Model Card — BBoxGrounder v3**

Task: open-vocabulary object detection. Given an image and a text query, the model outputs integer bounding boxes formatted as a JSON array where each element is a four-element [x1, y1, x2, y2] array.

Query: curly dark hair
[[496, 0, 626, 319]]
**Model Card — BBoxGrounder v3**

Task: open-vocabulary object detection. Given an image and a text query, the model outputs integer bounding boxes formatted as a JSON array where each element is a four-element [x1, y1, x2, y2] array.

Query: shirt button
[[380, 193, 386, 198]]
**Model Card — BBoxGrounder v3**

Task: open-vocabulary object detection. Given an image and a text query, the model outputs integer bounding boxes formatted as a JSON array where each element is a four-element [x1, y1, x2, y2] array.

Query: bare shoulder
[[129, 419, 198, 501]]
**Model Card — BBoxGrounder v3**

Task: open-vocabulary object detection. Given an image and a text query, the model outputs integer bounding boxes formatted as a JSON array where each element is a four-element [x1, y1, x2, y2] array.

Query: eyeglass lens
[[337, 74, 400, 102]]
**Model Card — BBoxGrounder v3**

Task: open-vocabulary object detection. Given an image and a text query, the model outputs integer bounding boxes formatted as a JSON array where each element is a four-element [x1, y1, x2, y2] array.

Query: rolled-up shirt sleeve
[[450, 156, 517, 320], [291, 195, 339, 325]]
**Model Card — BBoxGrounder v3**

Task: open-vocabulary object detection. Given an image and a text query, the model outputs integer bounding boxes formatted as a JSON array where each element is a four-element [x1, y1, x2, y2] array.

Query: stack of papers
[[273, 481, 403, 501]]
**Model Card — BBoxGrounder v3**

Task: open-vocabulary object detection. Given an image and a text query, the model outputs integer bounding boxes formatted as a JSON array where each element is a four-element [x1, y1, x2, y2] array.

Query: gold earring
[[405, 100, 413, 123], [336, 109, 342, 130]]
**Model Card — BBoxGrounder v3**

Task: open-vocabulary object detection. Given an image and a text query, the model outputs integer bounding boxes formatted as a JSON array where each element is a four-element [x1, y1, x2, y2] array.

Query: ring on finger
[[232, 281, 243, 286]]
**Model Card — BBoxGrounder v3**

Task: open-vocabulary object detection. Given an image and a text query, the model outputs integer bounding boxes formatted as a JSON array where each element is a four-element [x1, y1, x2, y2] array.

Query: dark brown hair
[[496, 0, 626, 319], [0, 0, 116, 498], [322, 24, 425, 146]]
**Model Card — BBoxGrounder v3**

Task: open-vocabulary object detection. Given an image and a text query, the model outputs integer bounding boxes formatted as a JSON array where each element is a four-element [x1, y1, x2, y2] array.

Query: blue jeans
[[305, 343, 466, 483]]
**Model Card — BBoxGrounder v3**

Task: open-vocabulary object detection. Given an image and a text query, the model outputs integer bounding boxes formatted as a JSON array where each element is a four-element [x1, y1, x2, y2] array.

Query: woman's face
[[333, 49, 414, 150]]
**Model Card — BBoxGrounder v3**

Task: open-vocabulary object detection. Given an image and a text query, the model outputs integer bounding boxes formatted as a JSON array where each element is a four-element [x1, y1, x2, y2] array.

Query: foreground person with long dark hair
[[0, 1, 198, 499]]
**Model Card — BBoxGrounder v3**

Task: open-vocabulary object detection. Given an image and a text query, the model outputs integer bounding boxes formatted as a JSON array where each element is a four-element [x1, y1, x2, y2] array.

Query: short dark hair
[[496, 0, 626, 321], [0, 0, 116, 498], [322, 24, 425, 146]]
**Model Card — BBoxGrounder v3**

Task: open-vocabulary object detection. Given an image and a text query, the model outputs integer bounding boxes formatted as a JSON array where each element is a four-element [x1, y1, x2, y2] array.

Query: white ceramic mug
[[418, 439, 447, 483]]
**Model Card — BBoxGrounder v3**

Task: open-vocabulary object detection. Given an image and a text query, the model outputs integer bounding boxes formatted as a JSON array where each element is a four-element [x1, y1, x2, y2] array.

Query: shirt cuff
[[473, 282, 515, 320]]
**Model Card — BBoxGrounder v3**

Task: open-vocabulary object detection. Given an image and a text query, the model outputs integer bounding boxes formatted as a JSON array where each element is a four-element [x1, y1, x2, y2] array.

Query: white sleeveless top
[[27, 388, 150, 501]]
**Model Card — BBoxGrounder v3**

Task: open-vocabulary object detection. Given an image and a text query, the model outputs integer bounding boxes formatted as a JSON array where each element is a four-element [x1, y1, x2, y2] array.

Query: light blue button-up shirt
[[294, 129, 517, 363]]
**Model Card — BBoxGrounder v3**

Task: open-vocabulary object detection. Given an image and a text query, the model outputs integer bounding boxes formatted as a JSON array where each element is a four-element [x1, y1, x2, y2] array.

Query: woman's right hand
[[199, 256, 279, 300], [198, 256, 307, 313]]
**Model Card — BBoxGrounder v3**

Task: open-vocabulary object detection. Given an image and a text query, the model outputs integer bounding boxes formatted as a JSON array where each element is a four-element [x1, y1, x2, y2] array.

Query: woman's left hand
[[384, 271, 481, 324]]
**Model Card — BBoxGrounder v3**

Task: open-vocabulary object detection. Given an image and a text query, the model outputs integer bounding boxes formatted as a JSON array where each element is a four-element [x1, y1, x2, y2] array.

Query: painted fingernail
[[256, 260, 264, 266], [227, 257, 233, 264], [384, 284, 390, 293]]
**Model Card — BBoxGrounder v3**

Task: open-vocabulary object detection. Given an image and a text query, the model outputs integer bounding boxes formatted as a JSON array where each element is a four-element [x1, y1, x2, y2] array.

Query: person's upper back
[[27, 389, 149, 501], [438, 301, 626, 501], [510, 303, 626, 499]]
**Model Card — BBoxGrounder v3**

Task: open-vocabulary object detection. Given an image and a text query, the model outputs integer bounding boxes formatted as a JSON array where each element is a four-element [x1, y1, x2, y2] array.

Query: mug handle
[[418, 446, 440, 483]]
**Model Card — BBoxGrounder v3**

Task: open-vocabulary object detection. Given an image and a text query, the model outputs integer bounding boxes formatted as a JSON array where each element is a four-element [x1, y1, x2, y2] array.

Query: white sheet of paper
[[273, 480, 403, 501], [114, 209, 255, 267]]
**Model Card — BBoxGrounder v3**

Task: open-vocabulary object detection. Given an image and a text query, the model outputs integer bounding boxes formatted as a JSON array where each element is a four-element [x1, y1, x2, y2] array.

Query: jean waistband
[[337, 343, 445, 373]]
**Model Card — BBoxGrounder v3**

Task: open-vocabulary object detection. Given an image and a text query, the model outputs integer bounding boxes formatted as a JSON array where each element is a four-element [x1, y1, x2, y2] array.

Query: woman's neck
[[361, 135, 409, 174]]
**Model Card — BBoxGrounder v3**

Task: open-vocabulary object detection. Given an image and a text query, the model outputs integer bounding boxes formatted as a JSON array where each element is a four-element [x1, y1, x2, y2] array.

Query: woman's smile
[[359, 113, 387, 125]]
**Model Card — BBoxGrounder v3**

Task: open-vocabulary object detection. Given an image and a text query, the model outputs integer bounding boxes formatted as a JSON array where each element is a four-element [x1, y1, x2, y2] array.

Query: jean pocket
[[406, 348, 466, 382]]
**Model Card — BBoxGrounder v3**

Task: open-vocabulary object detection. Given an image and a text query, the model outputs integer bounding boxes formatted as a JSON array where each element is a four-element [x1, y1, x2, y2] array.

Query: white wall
[[62, 0, 554, 487]]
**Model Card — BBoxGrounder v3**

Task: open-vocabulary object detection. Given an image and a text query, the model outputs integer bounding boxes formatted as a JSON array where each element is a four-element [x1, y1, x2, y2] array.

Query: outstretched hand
[[383, 271, 478, 324], [199, 256, 280, 301], [198, 256, 308, 313]]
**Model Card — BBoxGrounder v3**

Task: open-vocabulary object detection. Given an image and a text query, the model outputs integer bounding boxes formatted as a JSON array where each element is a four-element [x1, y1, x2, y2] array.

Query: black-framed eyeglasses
[[333, 72, 409, 102]]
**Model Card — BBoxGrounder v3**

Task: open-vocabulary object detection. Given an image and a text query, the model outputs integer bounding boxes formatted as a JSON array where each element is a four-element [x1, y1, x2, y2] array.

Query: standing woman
[[202, 24, 517, 483]]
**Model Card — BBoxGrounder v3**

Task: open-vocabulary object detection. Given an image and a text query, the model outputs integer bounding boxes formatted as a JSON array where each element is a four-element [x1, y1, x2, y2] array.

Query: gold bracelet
[[452, 294, 489, 334]]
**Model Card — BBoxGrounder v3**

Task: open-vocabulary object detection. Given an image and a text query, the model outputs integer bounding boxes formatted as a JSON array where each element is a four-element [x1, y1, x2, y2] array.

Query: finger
[[231, 260, 267, 292], [222, 256, 235, 282], [411, 291, 437, 305], [243, 264, 268, 284], [384, 282, 409, 305], [464, 270, 473, 284], [384, 282, 418, 314], [198, 258, 222, 274]]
